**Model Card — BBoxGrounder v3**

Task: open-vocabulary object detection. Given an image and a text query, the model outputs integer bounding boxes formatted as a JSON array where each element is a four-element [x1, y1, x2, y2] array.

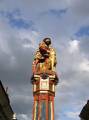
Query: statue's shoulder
[[50, 46, 56, 53]]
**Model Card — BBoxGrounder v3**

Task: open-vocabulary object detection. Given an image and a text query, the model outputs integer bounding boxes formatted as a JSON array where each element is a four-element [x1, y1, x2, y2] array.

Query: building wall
[[0, 80, 13, 120]]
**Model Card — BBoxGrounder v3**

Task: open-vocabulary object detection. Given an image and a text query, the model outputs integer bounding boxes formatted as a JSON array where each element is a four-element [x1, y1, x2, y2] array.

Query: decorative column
[[31, 38, 59, 120], [32, 73, 58, 120]]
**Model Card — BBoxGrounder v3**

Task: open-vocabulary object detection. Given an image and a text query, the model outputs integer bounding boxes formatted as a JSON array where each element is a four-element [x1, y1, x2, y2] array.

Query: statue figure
[[31, 38, 59, 120], [32, 38, 57, 75]]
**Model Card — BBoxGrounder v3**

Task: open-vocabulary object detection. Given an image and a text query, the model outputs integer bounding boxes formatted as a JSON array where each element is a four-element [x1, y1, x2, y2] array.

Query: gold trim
[[34, 101, 37, 120]]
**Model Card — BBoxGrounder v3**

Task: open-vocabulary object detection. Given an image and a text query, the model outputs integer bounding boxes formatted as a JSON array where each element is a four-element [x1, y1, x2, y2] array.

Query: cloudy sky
[[0, 0, 89, 120]]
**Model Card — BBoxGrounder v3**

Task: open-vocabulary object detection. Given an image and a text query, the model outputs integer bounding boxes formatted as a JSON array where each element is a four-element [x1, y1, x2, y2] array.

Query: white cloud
[[55, 38, 89, 119], [19, 29, 39, 49], [10, 56, 17, 67], [17, 114, 31, 120], [79, 58, 89, 72], [68, 40, 79, 53], [0, 32, 11, 55], [65, 111, 80, 119]]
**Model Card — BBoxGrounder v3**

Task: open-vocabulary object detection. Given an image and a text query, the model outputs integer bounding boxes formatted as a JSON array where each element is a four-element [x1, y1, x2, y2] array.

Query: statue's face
[[45, 38, 51, 46]]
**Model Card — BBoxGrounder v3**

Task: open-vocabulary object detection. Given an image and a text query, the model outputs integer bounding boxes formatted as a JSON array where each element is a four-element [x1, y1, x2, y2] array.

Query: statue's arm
[[32, 50, 40, 74]]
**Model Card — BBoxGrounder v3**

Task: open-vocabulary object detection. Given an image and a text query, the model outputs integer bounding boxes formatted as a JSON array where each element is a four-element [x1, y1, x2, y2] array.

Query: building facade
[[79, 100, 89, 120], [0, 80, 13, 120]]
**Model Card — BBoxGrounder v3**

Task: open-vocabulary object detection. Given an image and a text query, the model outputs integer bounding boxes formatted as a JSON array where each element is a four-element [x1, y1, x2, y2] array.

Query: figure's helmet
[[43, 38, 51, 46]]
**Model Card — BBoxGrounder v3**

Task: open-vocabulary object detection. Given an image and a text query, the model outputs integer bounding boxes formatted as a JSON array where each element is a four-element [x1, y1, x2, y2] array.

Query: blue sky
[[75, 26, 89, 37], [0, 0, 89, 120]]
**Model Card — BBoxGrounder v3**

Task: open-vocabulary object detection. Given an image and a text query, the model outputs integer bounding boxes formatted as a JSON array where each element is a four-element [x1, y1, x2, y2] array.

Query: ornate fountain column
[[31, 38, 59, 120]]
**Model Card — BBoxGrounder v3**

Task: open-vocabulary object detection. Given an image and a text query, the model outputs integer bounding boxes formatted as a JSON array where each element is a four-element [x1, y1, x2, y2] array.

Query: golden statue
[[31, 38, 59, 120], [32, 38, 57, 75]]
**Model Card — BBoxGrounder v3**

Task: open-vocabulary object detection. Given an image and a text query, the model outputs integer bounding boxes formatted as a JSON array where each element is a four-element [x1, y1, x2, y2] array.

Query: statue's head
[[43, 38, 51, 46]]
